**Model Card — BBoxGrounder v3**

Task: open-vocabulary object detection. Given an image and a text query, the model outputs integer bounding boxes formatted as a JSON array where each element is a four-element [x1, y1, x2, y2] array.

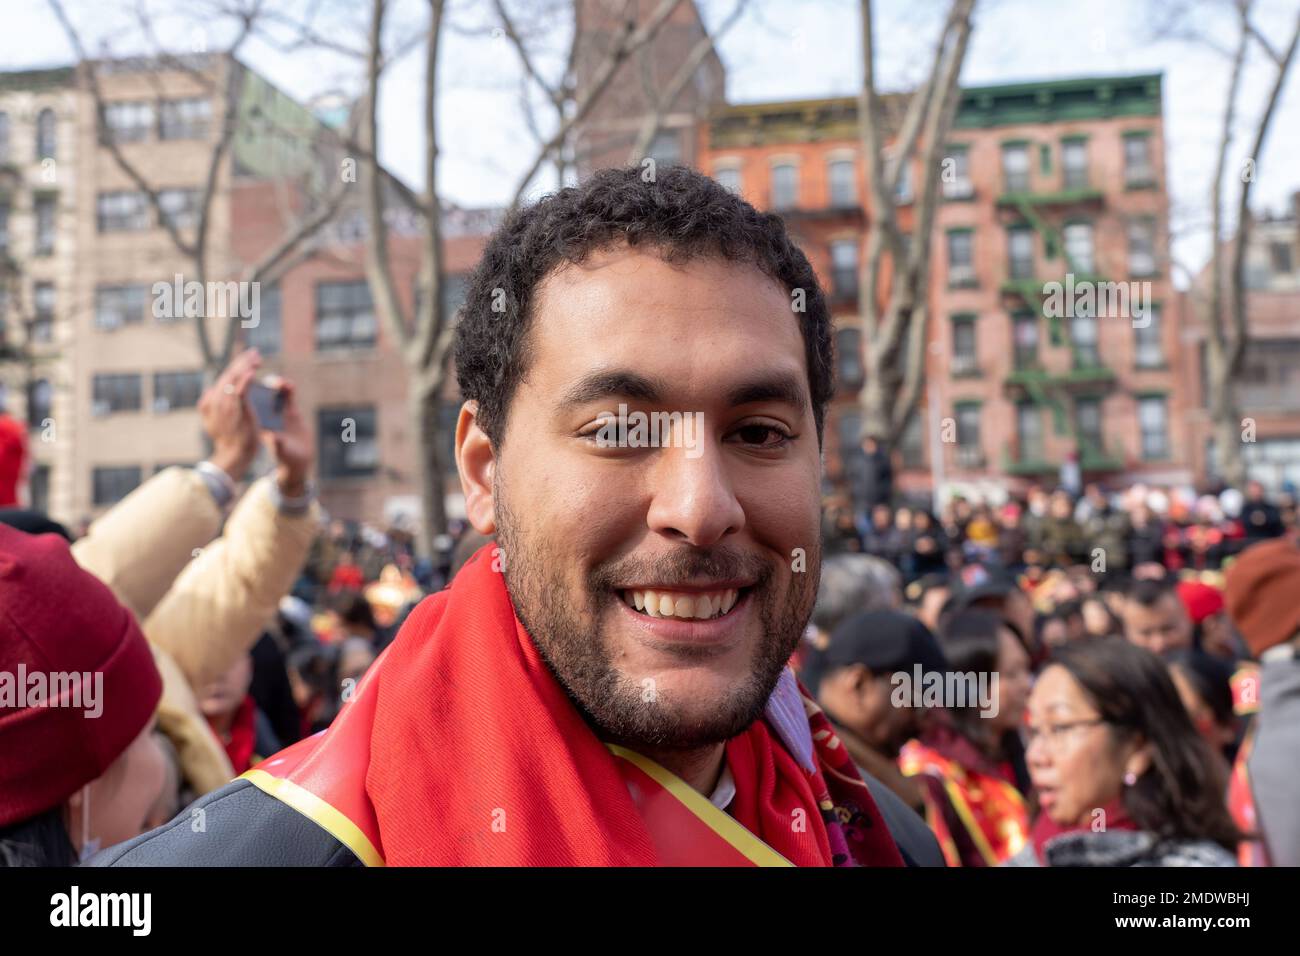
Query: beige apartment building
[[0, 67, 81, 522], [0, 55, 325, 525]]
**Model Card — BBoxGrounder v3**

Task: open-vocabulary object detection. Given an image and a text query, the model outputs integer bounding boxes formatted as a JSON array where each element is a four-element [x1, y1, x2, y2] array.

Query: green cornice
[[709, 74, 1162, 148], [0, 67, 76, 92]]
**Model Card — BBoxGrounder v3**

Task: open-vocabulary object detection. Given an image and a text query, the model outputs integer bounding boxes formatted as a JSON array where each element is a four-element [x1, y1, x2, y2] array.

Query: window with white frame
[[771, 162, 798, 210], [1063, 221, 1095, 274], [95, 285, 149, 330]]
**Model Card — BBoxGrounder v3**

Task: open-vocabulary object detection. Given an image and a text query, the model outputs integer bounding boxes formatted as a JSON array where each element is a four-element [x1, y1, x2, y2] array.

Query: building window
[[900, 409, 925, 469], [35, 108, 56, 160], [1128, 218, 1157, 276], [1134, 305, 1163, 368], [0, 201, 9, 255], [829, 158, 857, 207], [1269, 241, 1293, 275], [1063, 221, 1095, 274], [947, 230, 975, 286], [893, 158, 912, 204], [245, 282, 281, 355], [1236, 340, 1300, 411], [1138, 395, 1169, 460], [955, 404, 982, 467], [0, 112, 8, 164], [159, 97, 212, 140], [441, 273, 468, 319], [646, 130, 680, 167], [714, 165, 741, 194], [942, 145, 972, 199], [1123, 133, 1154, 186], [31, 282, 54, 343], [1001, 143, 1030, 193], [1075, 396, 1103, 452], [1007, 227, 1035, 279], [951, 316, 978, 375], [95, 284, 149, 330], [1061, 138, 1089, 190], [316, 281, 376, 351], [97, 191, 150, 232], [830, 239, 858, 298], [34, 196, 55, 255], [1070, 309, 1100, 367], [318, 406, 378, 478], [158, 188, 201, 230], [1016, 402, 1044, 461], [836, 327, 863, 390], [93, 466, 142, 506], [29, 463, 49, 514], [27, 378, 52, 429], [152, 371, 204, 412], [1013, 312, 1039, 369], [101, 101, 155, 144], [771, 163, 798, 210], [92, 373, 142, 415]]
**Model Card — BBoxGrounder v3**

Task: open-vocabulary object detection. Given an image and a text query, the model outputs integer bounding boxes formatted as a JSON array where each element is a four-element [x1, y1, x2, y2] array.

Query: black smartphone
[[247, 380, 286, 432]]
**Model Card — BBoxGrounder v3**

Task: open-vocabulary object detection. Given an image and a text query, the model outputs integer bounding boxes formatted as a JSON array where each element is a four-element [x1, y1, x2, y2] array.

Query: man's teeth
[[626, 588, 740, 620]]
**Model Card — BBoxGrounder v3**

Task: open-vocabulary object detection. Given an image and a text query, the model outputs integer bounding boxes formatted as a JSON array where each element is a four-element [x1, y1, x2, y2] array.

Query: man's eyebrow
[[557, 370, 667, 410], [556, 368, 809, 414], [727, 372, 809, 414]]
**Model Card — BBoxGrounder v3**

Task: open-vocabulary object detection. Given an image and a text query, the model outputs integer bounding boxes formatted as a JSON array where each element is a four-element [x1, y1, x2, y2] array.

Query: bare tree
[[856, 0, 977, 449], [624, 0, 748, 164], [494, 0, 683, 211], [1198, 0, 1300, 488], [359, 0, 700, 555], [47, 0, 355, 376]]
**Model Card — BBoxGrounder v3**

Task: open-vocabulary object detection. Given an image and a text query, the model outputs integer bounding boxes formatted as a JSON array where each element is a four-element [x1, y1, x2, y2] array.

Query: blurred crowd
[[1, 347, 1298, 868], [802, 475, 1299, 866]]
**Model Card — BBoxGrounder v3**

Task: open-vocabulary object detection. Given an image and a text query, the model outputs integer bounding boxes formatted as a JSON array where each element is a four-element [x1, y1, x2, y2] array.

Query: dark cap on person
[[801, 609, 949, 694], [944, 564, 1018, 612]]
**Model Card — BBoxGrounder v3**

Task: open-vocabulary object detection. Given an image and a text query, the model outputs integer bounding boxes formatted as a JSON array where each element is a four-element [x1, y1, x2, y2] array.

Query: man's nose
[[645, 444, 744, 548]]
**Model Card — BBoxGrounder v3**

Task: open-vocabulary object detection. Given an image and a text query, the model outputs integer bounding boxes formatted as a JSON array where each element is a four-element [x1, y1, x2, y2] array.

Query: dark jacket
[[92, 768, 941, 868], [1005, 831, 1235, 867]]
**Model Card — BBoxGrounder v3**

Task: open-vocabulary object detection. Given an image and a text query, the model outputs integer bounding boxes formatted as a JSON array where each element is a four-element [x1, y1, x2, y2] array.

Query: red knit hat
[[0, 525, 162, 827], [1176, 579, 1225, 624], [1224, 535, 1300, 657]]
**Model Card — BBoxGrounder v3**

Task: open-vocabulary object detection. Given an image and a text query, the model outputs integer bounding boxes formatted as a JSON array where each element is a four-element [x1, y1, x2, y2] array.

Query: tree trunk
[[410, 383, 448, 559], [1206, 348, 1247, 488]]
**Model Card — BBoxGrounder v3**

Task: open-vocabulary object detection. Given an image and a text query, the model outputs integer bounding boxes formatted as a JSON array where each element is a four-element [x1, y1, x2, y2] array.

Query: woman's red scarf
[[362, 545, 903, 866]]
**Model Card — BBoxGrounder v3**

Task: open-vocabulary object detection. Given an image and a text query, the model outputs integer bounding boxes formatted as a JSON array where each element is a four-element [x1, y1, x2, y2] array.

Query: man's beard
[[495, 492, 818, 752]]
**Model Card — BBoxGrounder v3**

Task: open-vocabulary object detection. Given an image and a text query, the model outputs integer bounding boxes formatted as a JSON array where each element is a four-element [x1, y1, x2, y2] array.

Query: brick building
[[694, 75, 1188, 509], [1179, 192, 1300, 492]]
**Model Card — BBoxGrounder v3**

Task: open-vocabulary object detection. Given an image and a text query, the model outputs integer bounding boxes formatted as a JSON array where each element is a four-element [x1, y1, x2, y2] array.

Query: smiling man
[[96, 166, 904, 867]]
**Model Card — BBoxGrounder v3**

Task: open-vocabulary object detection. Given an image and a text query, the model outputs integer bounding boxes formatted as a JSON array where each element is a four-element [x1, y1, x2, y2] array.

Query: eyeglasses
[[1024, 718, 1106, 751]]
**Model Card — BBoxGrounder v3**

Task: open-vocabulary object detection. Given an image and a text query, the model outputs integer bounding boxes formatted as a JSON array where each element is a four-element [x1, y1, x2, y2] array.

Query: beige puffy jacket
[[72, 467, 319, 794]]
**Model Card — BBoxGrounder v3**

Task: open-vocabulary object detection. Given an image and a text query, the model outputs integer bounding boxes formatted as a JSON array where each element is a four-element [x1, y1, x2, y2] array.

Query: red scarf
[[362, 545, 902, 866], [1030, 798, 1137, 865]]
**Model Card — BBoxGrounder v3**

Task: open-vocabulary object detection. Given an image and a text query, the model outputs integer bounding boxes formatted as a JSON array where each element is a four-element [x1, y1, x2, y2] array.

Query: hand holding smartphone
[[247, 378, 286, 432]]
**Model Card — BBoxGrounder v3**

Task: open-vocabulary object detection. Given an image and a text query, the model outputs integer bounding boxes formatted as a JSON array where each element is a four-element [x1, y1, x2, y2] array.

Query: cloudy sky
[[6, 0, 1299, 281]]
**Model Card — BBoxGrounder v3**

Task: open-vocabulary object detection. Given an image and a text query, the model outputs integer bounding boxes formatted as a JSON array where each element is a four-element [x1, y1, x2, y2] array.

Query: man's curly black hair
[[453, 164, 835, 448]]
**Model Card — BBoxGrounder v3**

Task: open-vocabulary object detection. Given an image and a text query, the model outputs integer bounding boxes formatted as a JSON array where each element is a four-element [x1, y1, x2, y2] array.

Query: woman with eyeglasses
[[1008, 638, 1239, 866]]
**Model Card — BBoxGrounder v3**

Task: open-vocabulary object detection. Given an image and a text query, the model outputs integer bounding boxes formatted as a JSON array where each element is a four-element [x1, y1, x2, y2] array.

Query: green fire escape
[[996, 188, 1124, 475]]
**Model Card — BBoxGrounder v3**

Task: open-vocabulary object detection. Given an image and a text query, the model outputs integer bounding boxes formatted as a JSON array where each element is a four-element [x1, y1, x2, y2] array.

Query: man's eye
[[730, 423, 791, 447]]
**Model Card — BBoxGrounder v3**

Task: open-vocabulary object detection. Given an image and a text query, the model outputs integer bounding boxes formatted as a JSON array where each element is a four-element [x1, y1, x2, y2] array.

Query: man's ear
[[455, 400, 497, 535]]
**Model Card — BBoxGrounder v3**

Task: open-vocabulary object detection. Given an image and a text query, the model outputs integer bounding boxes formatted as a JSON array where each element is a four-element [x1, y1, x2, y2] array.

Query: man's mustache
[[589, 548, 774, 592]]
